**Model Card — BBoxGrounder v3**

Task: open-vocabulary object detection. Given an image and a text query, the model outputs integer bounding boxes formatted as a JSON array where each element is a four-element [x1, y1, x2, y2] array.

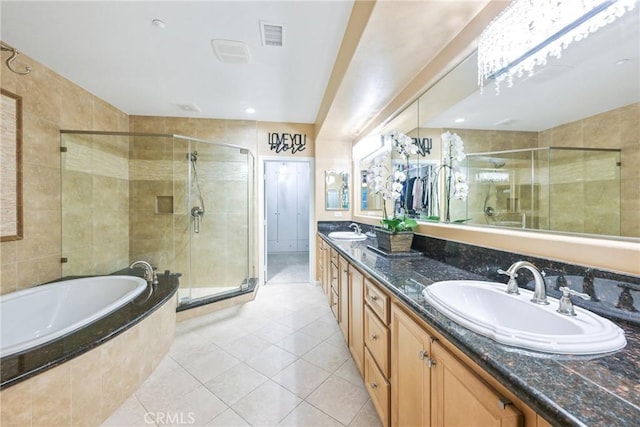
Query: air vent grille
[[260, 21, 283, 47], [211, 39, 251, 63]]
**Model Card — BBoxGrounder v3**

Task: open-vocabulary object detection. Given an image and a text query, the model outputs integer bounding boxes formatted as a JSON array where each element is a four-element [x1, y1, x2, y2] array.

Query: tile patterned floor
[[102, 282, 382, 427], [267, 252, 310, 284]]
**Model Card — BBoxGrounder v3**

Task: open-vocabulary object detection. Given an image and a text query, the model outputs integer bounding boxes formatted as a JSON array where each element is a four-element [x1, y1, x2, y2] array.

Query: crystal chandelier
[[478, 0, 637, 93]]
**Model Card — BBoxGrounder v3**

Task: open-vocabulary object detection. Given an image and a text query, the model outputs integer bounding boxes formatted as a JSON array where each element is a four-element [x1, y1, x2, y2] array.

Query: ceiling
[[423, 6, 640, 132], [0, 1, 353, 123]]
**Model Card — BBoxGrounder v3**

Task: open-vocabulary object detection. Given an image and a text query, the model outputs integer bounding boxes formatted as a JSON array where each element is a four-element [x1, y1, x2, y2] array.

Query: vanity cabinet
[[316, 236, 330, 299], [338, 255, 350, 341], [364, 279, 391, 427], [318, 235, 546, 427], [349, 267, 365, 374], [391, 303, 525, 427]]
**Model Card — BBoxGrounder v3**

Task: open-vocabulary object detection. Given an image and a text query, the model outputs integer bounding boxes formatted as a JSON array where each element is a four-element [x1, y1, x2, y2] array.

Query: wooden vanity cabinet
[[391, 303, 527, 427], [338, 255, 350, 341], [316, 236, 331, 299], [363, 279, 391, 427], [349, 267, 365, 374]]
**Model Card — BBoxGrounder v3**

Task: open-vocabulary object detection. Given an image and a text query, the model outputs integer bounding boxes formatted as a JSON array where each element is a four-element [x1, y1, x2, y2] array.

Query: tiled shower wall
[[129, 116, 257, 289], [0, 49, 129, 295], [61, 133, 130, 277]]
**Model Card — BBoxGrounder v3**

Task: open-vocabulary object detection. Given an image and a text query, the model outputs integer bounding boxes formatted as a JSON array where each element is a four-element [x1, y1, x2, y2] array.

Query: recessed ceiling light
[[245, 107, 256, 114], [615, 58, 630, 66], [152, 19, 166, 29], [454, 118, 465, 123]]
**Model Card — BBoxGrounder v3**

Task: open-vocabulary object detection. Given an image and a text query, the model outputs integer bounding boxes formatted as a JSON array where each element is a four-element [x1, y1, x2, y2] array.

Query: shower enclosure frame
[[463, 146, 622, 236], [59, 130, 256, 310]]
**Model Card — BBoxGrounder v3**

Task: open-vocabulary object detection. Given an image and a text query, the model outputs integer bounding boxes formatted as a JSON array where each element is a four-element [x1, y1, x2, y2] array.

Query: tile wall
[[0, 49, 129, 295]]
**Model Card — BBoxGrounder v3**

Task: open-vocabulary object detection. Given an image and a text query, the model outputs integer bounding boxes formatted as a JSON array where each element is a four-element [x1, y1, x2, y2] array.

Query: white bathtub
[[0, 275, 147, 358]]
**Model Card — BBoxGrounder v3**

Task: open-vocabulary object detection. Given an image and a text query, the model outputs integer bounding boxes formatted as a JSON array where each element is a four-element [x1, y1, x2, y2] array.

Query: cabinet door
[[431, 340, 523, 427], [339, 256, 350, 341], [391, 304, 431, 427], [330, 262, 339, 306], [349, 267, 365, 374], [322, 241, 331, 299]]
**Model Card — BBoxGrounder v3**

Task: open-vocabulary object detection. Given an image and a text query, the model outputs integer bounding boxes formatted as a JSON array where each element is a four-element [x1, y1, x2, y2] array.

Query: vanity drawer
[[330, 288, 339, 319], [365, 279, 389, 324], [365, 347, 390, 427], [364, 305, 390, 378], [330, 247, 339, 266]]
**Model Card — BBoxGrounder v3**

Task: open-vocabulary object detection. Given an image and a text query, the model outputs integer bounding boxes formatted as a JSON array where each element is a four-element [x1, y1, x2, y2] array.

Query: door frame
[[259, 156, 315, 286]]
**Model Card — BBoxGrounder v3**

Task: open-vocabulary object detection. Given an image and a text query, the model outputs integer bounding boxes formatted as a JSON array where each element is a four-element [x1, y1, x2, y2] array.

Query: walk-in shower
[[59, 131, 255, 309], [459, 147, 621, 235]]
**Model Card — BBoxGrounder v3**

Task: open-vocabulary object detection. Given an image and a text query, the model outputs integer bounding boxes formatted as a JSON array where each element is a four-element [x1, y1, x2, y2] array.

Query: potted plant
[[366, 131, 419, 252]]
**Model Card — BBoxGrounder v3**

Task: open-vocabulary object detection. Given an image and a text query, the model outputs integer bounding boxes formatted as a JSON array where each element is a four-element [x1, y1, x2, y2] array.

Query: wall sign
[[268, 133, 307, 154], [412, 137, 432, 156]]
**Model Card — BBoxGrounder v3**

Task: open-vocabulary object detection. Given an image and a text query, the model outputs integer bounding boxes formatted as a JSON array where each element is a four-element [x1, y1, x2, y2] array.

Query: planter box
[[374, 228, 414, 253]]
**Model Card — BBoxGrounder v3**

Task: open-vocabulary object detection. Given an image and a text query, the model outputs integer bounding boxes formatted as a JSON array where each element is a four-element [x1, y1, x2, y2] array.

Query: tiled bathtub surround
[[1, 272, 177, 427], [319, 231, 640, 426]]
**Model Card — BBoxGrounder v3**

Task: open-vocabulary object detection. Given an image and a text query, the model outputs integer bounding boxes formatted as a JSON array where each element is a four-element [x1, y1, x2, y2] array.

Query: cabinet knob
[[418, 350, 427, 360], [425, 358, 437, 368], [370, 294, 378, 301], [371, 334, 378, 340], [370, 382, 378, 389]]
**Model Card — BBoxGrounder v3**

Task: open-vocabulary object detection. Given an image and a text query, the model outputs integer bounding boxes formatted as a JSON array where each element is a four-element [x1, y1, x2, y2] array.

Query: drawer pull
[[425, 358, 437, 368], [370, 382, 378, 389], [370, 294, 378, 301], [418, 350, 427, 360], [371, 334, 378, 340]]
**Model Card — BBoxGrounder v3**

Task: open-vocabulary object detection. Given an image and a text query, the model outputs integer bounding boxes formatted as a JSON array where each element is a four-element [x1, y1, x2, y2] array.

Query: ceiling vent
[[260, 21, 283, 47], [177, 103, 202, 113], [211, 39, 251, 63]]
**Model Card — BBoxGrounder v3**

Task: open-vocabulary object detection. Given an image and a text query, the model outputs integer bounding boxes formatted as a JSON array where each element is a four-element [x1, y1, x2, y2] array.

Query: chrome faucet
[[129, 260, 158, 285], [498, 261, 548, 305], [349, 223, 362, 235]]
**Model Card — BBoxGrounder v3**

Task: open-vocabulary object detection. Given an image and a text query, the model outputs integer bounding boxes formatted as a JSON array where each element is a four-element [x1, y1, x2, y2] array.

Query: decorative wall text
[[268, 133, 307, 154]]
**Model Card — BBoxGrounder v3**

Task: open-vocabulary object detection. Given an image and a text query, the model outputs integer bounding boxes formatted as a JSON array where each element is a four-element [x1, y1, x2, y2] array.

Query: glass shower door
[[177, 136, 254, 305]]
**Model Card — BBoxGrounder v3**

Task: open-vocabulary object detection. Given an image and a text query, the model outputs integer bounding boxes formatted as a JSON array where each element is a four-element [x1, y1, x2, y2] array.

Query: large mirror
[[325, 170, 350, 210], [356, 7, 639, 239]]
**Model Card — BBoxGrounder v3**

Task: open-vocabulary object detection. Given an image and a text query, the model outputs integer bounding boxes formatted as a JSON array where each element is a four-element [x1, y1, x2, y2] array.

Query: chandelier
[[478, 0, 637, 93]]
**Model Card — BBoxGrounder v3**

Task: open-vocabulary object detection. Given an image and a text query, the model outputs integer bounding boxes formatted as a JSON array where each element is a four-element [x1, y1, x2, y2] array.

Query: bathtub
[[0, 275, 147, 358]]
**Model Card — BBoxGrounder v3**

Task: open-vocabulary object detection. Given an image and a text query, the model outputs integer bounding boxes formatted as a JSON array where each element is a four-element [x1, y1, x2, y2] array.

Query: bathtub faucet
[[129, 260, 159, 285]]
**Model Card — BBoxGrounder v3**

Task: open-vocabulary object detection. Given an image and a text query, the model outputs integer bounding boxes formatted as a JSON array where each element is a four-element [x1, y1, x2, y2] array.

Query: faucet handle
[[497, 269, 519, 295], [497, 268, 515, 278], [557, 287, 590, 316]]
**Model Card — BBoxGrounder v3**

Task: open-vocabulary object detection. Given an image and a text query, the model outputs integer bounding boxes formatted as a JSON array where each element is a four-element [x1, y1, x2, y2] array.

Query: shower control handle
[[191, 207, 204, 234]]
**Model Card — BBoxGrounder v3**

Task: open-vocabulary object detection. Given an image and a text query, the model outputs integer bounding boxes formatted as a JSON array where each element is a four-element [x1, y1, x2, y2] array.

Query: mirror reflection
[[356, 8, 639, 238], [325, 170, 350, 210]]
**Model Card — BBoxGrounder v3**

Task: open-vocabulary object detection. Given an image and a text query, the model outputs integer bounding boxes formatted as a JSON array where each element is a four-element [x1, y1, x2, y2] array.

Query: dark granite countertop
[[0, 271, 179, 389], [319, 232, 640, 427]]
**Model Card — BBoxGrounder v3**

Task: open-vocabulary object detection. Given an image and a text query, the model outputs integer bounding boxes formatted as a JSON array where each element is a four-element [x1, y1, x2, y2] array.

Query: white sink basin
[[422, 280, 626, 355], [328, 231, 367, 241]]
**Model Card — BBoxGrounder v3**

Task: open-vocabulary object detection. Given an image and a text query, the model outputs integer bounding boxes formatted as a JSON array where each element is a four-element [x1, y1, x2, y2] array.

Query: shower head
[[490, 159, 506, 169]]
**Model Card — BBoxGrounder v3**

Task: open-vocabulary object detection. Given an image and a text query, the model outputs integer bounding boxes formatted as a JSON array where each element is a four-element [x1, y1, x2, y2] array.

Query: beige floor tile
[[252, 322, 298, 344], [244, 344, 298, 377], [275, 331, 324, 357], [334, 358, 365, 388], [181, 347, 242, 384], [101, 395, 151, 427], [205, 363, 268, 406], [204, 408, 250, 427], [135, 362, 201, 411], [278, 401, 344, 427], [349, 399, 382, 427], [231, 380, 302, 426], [155, 385, 227, 426], [169, 332, 220, 365], [271, 359, 331, 399], [221, 333, 272, 361], [302, 340, 351, 373], [197, 322, 250, 346], [306, 375, 370, 425], [299, 317, 341, 341], [323, 330, 349, 351]]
